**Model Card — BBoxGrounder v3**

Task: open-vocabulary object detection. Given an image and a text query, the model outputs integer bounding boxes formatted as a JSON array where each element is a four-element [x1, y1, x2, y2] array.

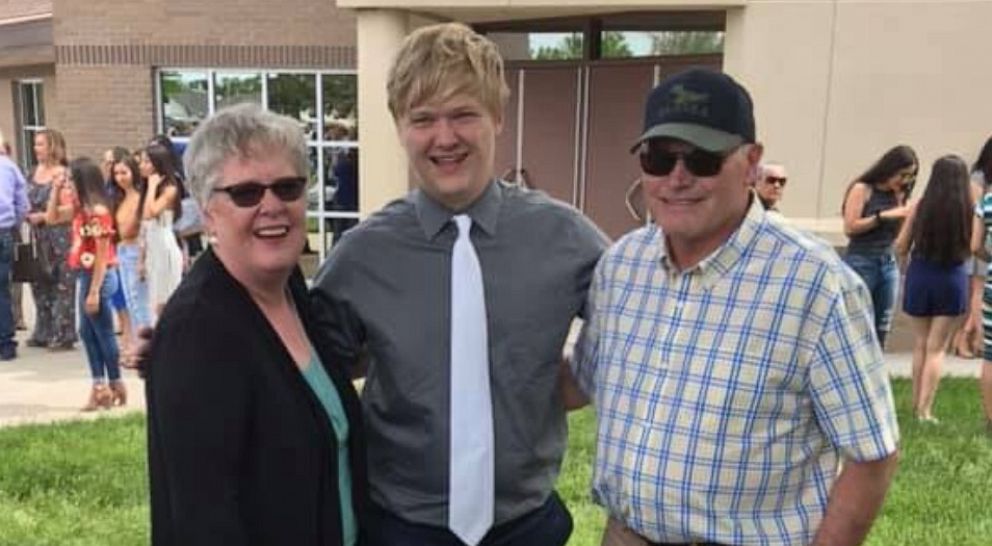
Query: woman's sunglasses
[[212, 176, 307, 208], [638, 144, 736, 177]]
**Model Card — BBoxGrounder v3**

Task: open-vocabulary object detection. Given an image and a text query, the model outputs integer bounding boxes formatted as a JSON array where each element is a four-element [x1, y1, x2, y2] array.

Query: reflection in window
[[488, 32, 584, 61], [155, 68, 359, 265], [268, 73, 317, 141], [324, 216, 357, 251], [322, 74, 357, 141], [601, 31, 724, 58], [214, 72, 262, 111], [306, 146, 321, 213], [160, 71, 208, 137], [324, 147, 359, 213]]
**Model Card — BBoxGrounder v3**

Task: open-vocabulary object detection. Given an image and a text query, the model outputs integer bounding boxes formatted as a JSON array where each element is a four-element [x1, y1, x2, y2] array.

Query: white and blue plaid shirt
[[573, 200, 899, 545]]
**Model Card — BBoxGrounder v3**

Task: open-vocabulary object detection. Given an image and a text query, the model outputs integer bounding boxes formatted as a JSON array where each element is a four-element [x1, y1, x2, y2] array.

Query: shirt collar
[[657, 194, 766, 288], [412, 179, 502, 240]]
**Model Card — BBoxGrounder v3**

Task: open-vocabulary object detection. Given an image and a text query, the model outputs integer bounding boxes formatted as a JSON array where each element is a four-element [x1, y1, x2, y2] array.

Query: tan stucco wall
[[356, 9, 410, 215], [351, 0, 992, 235], [726, 0, 992, 240]]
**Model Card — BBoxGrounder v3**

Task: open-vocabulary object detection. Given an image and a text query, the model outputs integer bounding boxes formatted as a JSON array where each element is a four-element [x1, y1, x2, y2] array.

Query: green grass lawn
[[0, 378, 990, 545]]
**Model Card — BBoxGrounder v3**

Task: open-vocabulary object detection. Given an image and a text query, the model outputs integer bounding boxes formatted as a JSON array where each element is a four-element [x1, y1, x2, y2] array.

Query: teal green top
[[300, 352, 357, 546]]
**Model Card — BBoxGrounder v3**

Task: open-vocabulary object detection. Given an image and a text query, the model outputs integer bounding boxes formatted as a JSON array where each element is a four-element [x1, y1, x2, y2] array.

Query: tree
[[532, 33, 583, 60], [600, 31, 634, 59], [651, 31, 724, 56], [531, 32, 633, 60]]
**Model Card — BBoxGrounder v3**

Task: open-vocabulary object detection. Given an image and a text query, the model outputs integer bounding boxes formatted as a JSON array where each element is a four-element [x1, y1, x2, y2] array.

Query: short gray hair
[[183, 103, 309, 207]]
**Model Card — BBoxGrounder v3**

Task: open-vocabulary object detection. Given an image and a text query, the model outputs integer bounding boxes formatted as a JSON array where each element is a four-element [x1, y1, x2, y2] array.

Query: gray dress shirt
[[311, 180, 607, 527]]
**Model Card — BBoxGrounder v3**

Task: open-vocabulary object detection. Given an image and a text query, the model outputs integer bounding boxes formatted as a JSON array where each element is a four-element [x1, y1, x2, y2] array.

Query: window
[[489, 32, 585, 61], [599, 31, 724, 58], [214, 72, 262, 111], [159, 71, 208, 138], [13, 80, 45, 169], [156, 69, 359, 260]]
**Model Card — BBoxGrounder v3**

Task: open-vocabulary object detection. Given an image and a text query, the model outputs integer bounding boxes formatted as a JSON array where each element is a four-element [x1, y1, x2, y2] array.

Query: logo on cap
[[659, 84, 710, 118]]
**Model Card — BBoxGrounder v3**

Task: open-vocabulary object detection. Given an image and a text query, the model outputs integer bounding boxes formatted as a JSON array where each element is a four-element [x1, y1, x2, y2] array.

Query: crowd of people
[[0, 128, 196, 410], [753, 137, 992, 427], [2, 20, 992, 546]]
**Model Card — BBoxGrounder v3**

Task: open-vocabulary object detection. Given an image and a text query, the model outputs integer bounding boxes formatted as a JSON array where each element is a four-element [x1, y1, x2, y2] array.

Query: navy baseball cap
[[632, 68, 756, 153]]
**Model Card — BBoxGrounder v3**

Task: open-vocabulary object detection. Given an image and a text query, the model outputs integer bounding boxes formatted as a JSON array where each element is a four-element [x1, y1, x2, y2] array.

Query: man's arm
[[309, 246, 369, 379], [810, 452, 899, 546]]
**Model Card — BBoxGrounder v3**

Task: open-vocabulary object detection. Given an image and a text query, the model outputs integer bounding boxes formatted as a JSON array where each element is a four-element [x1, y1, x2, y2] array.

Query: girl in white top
[[139, 143, 184, 320]]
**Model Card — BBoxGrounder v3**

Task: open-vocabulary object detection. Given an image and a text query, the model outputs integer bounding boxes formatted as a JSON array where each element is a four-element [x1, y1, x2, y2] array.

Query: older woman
[[145, 104, 366, 545]]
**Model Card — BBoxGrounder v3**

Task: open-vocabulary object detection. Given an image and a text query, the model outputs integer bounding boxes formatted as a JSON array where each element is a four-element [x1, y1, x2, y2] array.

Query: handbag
[[12, 230, 53, 283], [173, 196, 204, 237]]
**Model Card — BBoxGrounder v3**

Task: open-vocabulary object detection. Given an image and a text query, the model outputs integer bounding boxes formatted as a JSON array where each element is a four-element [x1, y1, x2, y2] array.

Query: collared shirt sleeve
[[13, 162, 28, 222], [571, 253, 609, 400], [310, 237, 367, 373], [806, 275, 900, 462]]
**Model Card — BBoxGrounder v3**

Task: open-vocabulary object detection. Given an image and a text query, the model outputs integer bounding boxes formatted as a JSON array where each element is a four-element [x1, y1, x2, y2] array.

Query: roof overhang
[[338, 0, 745, 24], [0, 14, 54, 68]]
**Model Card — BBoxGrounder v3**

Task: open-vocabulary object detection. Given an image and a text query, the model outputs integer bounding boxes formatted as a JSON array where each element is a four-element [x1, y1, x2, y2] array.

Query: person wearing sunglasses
[[841, 145, 918, 349], [755, 162, 788, 212], [570, 68, 899, 546], [144, 104, 366, 545], [311, 23, 607, 546]]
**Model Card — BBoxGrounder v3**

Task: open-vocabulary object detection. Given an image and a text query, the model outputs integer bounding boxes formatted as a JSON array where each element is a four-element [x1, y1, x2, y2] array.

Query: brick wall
[[54, 65, 153, 159], [53, 0, 355, 47], [48, 0, 357, 159]]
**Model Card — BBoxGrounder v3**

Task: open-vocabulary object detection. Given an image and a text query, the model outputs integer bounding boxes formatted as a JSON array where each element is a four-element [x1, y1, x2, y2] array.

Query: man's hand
[[810, 452, 899, 546], [558, 358, 589, 411]]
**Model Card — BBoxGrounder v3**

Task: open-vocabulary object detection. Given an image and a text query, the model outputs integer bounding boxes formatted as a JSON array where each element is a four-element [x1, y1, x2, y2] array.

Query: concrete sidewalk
[[0, 325, 983, 427], [0, 329, 146, 427]]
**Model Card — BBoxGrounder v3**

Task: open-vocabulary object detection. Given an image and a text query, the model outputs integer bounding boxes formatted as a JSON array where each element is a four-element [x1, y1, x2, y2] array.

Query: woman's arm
[[43, 185, 74, 225], [972, 214, 989, 262], [843, 182, 881, 237], [893, 203, 917, 260], [143, 176, 178, 220], [147, 311, 250, 543], [85, 208, 112, 316]]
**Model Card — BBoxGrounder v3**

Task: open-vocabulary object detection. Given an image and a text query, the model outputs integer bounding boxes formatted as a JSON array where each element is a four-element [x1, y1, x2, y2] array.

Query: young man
[[311, 23, 607, 546], [571, 69, 899, 546]]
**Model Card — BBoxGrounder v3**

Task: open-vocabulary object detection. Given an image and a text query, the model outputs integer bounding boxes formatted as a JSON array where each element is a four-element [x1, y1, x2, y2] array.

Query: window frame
[[155, 67, 359, 261], [13, 79, 46, 170]]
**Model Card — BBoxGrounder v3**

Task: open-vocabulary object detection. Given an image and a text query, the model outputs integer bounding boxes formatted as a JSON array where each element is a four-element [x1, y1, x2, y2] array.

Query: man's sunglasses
[[212, 176, 307, 208], [764, 176, 787, 187], [638, 145, 737, 177]]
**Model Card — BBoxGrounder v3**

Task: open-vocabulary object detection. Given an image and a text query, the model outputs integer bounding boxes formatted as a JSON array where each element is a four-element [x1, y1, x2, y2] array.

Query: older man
[[311, 23, 607, 546], [755, 162, 788, 212], [571, 69, 899, 546]]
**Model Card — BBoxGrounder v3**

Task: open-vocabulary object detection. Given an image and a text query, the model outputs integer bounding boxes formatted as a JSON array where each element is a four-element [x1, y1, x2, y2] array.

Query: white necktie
[[448, 214, 494, 546]]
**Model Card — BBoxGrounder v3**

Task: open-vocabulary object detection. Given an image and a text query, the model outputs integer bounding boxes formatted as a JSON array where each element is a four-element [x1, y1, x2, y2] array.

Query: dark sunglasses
[[212, 176, 307, 208], [638, 145, 737, 177], [764, 176, 787, 187]]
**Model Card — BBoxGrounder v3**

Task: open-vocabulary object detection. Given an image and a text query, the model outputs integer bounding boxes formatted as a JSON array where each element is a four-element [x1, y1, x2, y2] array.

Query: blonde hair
[[37, 128, 67, 166], [387, 23, 509, 121]]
